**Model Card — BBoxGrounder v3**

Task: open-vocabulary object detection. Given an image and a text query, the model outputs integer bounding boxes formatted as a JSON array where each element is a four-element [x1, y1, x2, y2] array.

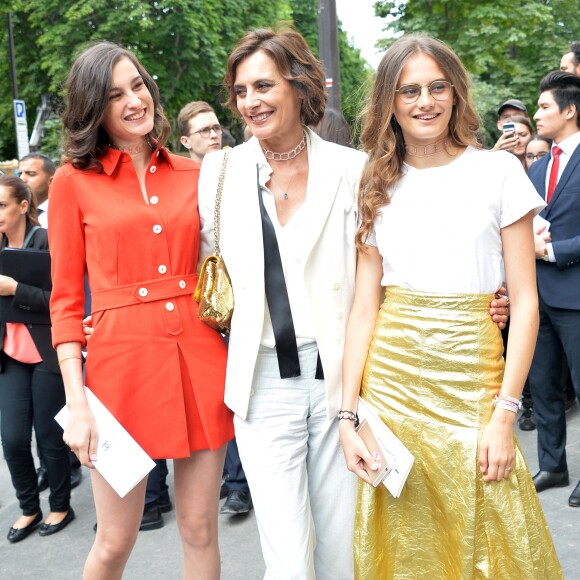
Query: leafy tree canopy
[[374, 0, 580, 145], [0, 0, 370, 160]]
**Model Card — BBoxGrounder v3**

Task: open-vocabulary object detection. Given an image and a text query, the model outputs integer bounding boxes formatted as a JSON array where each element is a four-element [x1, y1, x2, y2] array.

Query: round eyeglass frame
[[395, 80, 454, 104], [192, 125, 223, 139], [525, 152, 549, 160]]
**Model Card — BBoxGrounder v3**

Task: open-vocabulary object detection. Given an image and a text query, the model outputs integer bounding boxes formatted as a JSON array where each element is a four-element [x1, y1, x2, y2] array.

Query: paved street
[[1, 406, 579, 579]]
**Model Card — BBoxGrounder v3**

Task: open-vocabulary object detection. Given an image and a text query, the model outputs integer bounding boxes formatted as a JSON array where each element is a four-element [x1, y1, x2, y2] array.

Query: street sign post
[[13, 99, 30, 159]]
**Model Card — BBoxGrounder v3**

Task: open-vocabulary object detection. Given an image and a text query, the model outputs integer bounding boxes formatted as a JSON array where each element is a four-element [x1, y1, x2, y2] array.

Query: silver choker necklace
[[404, 137, 449, 157], [261, 134, 306, 161]]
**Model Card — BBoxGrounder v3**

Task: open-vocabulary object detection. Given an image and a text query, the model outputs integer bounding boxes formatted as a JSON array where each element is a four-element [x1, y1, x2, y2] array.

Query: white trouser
[[234, 344, 357, 580]]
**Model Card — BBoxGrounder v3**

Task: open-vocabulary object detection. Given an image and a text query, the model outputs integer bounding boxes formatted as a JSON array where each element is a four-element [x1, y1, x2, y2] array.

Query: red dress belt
[[91, 273, 199, 313]]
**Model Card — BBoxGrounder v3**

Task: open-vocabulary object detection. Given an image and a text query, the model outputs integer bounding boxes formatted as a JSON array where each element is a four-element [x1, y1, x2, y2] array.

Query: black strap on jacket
[[255, 165, 324, 381], [23, 226, 41, 248], [256, 165, 301, 378]]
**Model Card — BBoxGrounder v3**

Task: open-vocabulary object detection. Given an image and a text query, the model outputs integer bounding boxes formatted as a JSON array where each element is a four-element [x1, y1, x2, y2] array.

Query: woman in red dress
[[49, 42, 233, 578]]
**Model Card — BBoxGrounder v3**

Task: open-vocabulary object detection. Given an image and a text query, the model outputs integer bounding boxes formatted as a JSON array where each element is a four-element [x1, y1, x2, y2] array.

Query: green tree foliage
[[374, 0, 580, 145], [0, 0, 289, 158], [0, 0, 370, 160]]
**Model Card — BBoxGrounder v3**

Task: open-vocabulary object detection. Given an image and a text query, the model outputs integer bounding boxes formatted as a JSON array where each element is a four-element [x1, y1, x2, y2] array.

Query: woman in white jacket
[[199, 26, 365, 580]]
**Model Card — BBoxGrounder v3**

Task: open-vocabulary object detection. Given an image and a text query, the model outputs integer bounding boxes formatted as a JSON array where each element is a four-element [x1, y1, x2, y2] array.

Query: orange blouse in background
[[48, 147, 233, 458]]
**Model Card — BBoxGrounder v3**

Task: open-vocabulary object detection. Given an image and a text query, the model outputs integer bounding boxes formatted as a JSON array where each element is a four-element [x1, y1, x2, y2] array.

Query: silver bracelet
[[337, 410, 357, 422]]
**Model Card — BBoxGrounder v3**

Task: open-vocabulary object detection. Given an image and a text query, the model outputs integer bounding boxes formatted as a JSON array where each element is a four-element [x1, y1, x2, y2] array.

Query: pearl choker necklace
[[404, 137, 449, 157], [261, 134, 306, 161]]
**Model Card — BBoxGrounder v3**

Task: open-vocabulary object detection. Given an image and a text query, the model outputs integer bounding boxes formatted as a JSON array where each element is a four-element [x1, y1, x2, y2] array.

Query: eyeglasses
[[525, 152, 549, 161], [395, 80, 454, 104], [192, 125, 222, 139]]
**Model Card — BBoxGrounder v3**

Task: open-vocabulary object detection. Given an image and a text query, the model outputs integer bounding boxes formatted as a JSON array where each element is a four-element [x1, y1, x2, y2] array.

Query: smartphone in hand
[[502, 121, 516, 135]]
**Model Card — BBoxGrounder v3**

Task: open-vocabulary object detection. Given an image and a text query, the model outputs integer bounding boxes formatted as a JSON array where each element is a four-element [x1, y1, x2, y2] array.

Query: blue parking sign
[[14, 100, 25, 119], [13, 100, 30, 157]]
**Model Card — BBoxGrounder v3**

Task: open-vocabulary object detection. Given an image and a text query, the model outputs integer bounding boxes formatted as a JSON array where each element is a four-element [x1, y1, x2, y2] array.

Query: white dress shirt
[[37, 199, 49, 229]]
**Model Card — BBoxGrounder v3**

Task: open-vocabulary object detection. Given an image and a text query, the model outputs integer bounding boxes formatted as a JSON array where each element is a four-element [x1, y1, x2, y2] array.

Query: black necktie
[[256, 165, 301, 378]]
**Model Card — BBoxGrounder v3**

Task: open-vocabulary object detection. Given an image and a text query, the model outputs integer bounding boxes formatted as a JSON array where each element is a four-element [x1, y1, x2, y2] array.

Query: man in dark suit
[[527, 71, 580, 507]]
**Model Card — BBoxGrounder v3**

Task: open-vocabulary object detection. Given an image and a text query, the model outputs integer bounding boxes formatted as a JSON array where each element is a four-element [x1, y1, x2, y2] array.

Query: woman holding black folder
[[0, 175, 74, 543]]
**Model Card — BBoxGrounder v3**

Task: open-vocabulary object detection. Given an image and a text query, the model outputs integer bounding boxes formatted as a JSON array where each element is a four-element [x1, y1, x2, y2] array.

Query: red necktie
[[547, 146, 562, 204]]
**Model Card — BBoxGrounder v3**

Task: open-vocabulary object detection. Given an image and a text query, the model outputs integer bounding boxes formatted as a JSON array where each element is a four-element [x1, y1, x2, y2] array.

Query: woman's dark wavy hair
[[0, 174, 39, 226], [224, 25, 327, 126], [356, 35, 481, 250], [62, 41, 171, 171]]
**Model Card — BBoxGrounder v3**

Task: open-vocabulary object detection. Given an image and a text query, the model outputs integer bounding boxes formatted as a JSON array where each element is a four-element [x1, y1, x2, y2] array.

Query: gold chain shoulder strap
[[213, 150, 229, 257]]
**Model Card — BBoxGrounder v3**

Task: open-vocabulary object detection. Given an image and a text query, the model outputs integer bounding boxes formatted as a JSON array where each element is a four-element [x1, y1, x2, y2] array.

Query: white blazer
[[199, 129, 367, 420]]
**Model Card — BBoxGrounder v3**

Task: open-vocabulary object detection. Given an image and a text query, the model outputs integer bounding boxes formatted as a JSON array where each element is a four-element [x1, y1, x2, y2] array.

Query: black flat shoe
[[532, 470, 569, 493], [7, 511, 43, 543], [38, 508, 75, 537]]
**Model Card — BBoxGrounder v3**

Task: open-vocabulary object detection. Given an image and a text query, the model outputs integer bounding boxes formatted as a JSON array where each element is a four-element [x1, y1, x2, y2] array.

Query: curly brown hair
[[224, 25, 327, 127], [356, 35, 481, 250], [61, 41, 171, 171]]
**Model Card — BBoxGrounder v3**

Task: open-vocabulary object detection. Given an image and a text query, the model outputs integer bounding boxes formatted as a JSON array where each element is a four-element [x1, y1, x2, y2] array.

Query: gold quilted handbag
[[194, 151, 234, 334]]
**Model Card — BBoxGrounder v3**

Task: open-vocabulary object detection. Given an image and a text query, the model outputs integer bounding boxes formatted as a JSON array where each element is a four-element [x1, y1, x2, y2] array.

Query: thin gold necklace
[[280, 168, 297, 200], [109, 139, 151, 155], [272, 149, 305, 199], [405, 136, 449, 157]]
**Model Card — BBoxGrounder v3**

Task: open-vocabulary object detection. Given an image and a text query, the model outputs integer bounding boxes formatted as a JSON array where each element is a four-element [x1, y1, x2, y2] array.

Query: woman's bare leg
[[174, 444, 227, 579], [83, 470, 147, 579]]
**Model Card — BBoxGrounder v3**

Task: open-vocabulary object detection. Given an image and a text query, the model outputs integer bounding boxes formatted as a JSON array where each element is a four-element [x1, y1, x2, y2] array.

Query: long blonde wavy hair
[[356, 35, 481, 250]]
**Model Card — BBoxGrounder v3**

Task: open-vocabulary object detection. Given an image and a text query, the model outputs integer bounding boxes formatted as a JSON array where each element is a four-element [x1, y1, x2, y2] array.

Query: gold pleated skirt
[[355, 287, 562, 580]]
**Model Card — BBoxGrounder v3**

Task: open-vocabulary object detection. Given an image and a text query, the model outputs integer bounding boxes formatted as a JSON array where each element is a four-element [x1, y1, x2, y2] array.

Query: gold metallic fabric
[[355, 286, 562, 580], [194, 255, 233, 335]]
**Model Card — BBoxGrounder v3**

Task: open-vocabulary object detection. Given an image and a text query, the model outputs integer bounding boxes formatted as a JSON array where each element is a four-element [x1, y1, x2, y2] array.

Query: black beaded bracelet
[[337, 410, 357, 422]]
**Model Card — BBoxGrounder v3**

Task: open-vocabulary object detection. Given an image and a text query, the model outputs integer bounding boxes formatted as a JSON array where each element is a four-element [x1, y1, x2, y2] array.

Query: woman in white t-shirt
[[339, 35, 563, 578]]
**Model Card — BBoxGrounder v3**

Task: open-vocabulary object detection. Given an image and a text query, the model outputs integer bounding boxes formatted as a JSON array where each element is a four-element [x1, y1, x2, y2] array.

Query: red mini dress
[[49, 147, 233, 458]]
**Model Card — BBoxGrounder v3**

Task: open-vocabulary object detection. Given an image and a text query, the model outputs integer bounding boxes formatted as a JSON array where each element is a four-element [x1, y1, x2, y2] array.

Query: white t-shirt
[[365, 147, 545, 294]]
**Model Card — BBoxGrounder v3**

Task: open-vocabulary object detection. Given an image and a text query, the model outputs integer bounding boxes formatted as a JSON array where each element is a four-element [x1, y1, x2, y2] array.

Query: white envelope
[[55, 387, 155, 498], [357, 398, 414, 498]]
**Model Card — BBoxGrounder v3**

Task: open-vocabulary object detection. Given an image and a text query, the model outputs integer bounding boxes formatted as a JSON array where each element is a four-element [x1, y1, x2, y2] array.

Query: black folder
[[0, 248, 51, 324]]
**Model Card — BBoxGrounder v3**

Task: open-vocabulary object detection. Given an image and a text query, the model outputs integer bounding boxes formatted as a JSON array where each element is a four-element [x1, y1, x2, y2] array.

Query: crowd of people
[[1, 24, 579, 580]]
